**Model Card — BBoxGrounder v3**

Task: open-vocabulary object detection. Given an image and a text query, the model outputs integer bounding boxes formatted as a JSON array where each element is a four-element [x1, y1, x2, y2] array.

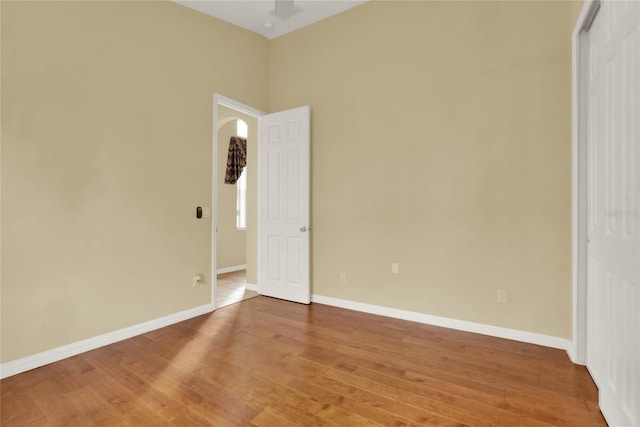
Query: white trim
[[216, 264, 247, 274], [565, 343, 578, 365], [212, 94, 265, 310], [245, 283, 258, 292], [570, 0, 601, 366], [0, 303, 214, 379], [215, 94, 266, 118], [312, 295, 571, 352]]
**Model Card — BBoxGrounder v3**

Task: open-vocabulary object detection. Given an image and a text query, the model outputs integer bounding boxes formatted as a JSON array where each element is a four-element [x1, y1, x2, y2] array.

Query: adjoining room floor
[[216, 269, 258, 308], [0, 296, 606, 426]]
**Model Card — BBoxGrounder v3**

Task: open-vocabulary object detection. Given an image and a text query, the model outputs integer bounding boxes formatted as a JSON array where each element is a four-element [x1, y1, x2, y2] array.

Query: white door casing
[[586, 1, 639, 426], [259, 106, 311, 304]]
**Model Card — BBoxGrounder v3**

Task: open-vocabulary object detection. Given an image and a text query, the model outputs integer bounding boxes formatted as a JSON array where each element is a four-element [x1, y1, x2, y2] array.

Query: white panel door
[[259, 106, 311, 304], [586, 1, 639, 426]]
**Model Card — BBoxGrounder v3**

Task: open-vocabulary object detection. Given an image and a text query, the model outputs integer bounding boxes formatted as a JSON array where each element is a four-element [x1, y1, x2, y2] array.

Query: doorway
[[212, 95, 265, 308], [212, 95, 312, 308]]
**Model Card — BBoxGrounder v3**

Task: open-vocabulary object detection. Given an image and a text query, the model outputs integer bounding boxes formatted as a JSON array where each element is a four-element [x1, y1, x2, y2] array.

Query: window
[[236, 120, 248, 229]]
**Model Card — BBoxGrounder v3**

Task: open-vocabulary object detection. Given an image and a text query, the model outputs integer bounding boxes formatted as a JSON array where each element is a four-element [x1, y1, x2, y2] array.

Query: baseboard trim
[[217, 265, 246, 274], [245, 283, 258, 292], [0, 303, 214, 379], [311, 294, 570, 352], [565, 341, 580, 364], [1, 295, 574, 379]]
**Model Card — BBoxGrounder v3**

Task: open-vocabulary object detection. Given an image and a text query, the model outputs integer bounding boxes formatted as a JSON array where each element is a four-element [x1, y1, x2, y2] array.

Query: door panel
[[586, 2, 640, 425], [268, 152, 281, 220], [260, 106, 311, 304]]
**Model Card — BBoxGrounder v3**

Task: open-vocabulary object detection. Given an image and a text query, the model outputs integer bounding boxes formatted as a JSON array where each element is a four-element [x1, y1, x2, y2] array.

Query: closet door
[[586, 2, 639, 425]]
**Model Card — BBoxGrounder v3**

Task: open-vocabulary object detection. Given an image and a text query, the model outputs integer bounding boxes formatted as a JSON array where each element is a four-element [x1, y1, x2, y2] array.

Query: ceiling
[[173, 0, 368, 40]]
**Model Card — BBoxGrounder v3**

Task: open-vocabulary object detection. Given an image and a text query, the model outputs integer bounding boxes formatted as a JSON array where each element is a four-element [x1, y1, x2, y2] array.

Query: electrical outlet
[[193, 274, 203, 287], [497, 289, 507, 303], [339, 273, 346, 284], [391, 263, 399, 274]]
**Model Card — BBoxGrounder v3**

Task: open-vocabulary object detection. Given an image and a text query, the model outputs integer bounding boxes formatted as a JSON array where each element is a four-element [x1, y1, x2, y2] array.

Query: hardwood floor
[[1, 297, 606, 426], [217, 270, 258, 308]]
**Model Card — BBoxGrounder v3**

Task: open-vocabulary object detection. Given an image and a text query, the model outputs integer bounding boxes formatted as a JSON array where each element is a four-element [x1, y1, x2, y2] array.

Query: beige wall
[[217, 106, 258, 283], [244, 114, 258, 286], [216, 121, 247, 269], [1, 0, 586, 365], [0, 0, 268, 362], [571, 0, 585, 26], [269, 0, 576, 338]]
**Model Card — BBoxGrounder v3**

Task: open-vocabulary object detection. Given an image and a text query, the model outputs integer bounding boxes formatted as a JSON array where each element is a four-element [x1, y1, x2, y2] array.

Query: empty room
[[1, 0, 638, 425]]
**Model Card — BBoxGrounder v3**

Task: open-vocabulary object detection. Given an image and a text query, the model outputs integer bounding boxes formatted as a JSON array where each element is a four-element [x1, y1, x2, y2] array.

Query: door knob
[[300, 226, 307, 232]]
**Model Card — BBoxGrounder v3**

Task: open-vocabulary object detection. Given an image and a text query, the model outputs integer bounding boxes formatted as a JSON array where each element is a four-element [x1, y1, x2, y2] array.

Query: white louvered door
[[586, 1, 639, 425], [259, 106, 311, 304]]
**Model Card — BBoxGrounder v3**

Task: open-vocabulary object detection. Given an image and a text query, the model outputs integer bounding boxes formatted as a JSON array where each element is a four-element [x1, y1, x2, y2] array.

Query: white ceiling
[[173, 0, 368, 40]]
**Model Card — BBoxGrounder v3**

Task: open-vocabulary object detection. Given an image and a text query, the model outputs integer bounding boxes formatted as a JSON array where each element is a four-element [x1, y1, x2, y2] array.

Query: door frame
[[212, 94, 265, 308], [570, 0, 600, 365]]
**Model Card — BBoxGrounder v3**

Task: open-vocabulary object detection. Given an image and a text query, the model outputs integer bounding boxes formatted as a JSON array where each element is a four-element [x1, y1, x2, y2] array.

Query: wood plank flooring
[[217, 270, 259, 308], [1, 296, 606, 426]]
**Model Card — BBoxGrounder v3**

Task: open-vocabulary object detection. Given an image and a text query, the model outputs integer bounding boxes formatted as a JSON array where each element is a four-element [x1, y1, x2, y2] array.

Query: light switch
[[203, 207, 211, 218]]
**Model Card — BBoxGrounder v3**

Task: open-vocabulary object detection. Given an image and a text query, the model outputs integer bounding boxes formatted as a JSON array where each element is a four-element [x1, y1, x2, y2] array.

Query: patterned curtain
[[224, 136, 247, 184]]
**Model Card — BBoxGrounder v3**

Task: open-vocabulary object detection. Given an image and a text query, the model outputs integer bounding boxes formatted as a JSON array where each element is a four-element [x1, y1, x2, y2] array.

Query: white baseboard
[[565, 341, 581, 364], [217, 265, 246, 274], [0, 295, 574, 380], [311, 294, 571, 353], [0, 303, 214, 379], [245, 283, 258, 292]]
